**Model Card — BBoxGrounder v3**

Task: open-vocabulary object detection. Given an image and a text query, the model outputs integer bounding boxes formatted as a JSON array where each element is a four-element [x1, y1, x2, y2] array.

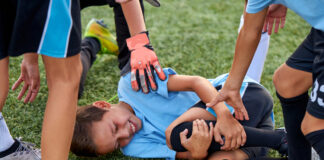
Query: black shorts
[[191, 83, 274, 158], [0, 0, 81, 60], [286, 28, 324, 119]]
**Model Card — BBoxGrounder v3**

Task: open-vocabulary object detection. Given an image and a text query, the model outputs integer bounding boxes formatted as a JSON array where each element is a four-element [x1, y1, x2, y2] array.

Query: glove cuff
[[126, 31, 150, 51]]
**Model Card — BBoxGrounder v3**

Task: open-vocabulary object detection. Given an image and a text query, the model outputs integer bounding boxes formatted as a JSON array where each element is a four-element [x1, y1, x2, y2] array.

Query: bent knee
[[273, 64, 312, 98]]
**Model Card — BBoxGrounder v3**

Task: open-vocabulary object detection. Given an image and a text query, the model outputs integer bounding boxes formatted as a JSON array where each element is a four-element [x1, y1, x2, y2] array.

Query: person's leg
[[41, 54, 82, 159], [301, 28, 324, 159], [78, 38, 100, 98], [171, 121, 286, 153], [246, 32, 270, 82], [0, 57, 15, 154], [273, 64, 312, 160], [273, 28, 316, 159]]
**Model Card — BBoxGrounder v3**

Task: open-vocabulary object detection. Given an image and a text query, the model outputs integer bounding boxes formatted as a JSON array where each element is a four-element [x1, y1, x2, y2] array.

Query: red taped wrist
[[126, 33, 150, 50]]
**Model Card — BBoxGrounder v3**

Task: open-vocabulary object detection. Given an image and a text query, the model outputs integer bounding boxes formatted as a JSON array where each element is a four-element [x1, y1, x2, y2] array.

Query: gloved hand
[[126, 31, 166, 93]]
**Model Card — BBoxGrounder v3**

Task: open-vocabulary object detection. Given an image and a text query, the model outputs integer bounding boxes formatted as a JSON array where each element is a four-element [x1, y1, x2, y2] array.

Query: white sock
[[0, 112, 15, 152]]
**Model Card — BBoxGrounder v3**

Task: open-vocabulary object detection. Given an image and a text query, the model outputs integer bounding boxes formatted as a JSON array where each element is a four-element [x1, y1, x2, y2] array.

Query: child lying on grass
[[71, 65, 287, 159]]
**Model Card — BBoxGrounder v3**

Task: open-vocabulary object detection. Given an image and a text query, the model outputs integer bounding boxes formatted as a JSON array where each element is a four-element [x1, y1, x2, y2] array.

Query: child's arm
[[167, 75, 246, 152], [119, 0, 166, 93]]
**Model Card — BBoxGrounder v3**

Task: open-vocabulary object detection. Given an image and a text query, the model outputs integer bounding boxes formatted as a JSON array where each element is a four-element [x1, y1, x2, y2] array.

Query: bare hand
[[263, 4, 287, 35], [180, 119, 214, 159], [213, 115, 246, 151], [207, 88, 249, 121], [12, 54, 40, 103]]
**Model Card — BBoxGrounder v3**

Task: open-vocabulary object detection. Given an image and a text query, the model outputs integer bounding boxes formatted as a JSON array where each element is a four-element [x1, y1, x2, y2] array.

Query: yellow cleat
[[84, 19, 119, 56]]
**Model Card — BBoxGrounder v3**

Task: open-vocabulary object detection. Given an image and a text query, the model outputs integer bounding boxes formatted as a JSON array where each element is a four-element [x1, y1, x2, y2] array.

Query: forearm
[[121, 0, 146, 36], [225, 11, 267, 90], [192, 77, 234, 118], [226, 29, 261, 89], [23, 53, 39, 64]]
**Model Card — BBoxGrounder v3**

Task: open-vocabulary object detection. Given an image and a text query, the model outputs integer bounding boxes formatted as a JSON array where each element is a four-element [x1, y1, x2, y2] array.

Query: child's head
[[71, 101, 142, 157]]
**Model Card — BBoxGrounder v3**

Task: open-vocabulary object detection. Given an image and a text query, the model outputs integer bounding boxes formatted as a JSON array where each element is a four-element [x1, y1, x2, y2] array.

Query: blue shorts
[[286, 28, 324, 119], [0, 0, 81, 60]]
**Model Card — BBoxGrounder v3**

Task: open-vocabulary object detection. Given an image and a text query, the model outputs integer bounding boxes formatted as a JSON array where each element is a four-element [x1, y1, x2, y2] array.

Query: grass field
[[3, 0, 311, 159]]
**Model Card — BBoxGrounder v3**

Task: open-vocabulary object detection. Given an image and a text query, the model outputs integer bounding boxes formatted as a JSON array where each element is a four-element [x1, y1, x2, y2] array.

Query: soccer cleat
[[0, 138, 41, 160], [84, 19, 119, 56], [312, 147, 321, 160]]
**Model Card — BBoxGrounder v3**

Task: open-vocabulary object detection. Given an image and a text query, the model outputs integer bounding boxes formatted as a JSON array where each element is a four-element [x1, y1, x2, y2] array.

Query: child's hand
[[180, 119, 214, 159]]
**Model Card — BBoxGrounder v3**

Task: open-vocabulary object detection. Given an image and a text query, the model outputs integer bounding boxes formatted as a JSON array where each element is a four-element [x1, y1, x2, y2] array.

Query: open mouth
[[129, 120, 136, 134]]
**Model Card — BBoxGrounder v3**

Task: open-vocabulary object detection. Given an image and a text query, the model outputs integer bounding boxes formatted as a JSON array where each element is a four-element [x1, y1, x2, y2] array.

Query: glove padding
[[126, 32, 166, 93]]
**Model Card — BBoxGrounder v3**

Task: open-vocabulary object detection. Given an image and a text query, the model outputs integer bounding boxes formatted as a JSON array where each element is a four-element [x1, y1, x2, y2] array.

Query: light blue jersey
[[246, 0, 324, 31], [118, 68, 265, 159]]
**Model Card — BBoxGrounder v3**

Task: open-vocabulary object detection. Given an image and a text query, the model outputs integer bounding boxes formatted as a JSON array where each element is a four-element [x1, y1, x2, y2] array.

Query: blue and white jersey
[[246, 0, 324, 31]]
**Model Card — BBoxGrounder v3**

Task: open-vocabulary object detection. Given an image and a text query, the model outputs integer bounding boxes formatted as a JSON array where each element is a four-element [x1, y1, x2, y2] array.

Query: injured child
[[70, 66, 288, 159]]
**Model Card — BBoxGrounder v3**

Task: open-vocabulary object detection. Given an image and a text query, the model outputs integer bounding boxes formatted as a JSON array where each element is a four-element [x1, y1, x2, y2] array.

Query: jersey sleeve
[[121, 141, 176, 159], [118, 68, 177, 103], [246, 0, 272, 13]]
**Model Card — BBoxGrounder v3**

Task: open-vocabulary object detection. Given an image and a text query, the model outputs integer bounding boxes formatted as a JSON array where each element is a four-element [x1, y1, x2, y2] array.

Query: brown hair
[[70, 105, 107, 157]]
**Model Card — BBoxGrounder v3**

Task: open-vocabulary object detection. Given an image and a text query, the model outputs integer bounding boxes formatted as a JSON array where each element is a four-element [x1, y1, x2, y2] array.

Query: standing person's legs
[[41, 54, 82, 159], [0, 57, 15, 154], [273, 28, 316, 160], [301, 28, 324, 159], [79, 38, 101, 98]]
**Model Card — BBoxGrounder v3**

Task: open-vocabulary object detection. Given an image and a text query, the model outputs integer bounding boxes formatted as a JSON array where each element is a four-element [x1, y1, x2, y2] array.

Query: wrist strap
[[126, 32, 150, 50]]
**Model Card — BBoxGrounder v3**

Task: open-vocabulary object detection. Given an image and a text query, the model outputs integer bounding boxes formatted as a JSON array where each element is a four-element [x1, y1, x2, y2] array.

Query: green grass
[[4, 0, 310, 159]]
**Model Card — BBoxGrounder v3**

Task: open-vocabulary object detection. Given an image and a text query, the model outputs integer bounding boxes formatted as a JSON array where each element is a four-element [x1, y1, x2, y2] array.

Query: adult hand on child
[[126, 32, 166, 93], [207, 87, 249, 121], [180, 119, 214, 159], [213, 112, 246, 151], [12, 53, 40, 103], [263, 4, 287, 35]]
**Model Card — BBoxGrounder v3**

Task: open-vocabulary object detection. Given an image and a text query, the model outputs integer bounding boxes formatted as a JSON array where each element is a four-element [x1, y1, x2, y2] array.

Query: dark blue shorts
[[0, 0, 81, 60], [286, 28, 324, 119]]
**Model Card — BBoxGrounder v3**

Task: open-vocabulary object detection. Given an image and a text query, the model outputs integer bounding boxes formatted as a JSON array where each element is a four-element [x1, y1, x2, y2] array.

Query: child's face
[[91, 101, 142, 154]]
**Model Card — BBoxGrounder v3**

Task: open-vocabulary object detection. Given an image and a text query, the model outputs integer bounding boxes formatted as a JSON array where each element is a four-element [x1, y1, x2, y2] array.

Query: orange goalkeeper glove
[[126, 31, 166, 93]]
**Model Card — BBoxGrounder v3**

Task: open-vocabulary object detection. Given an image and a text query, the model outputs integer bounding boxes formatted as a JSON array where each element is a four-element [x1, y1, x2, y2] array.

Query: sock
[[170, 121, 284, 153], [0, 139, 19, 158], [0, 112, 15, 152], [305, 129, 324, 159], [276, 92, 311, 159]]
